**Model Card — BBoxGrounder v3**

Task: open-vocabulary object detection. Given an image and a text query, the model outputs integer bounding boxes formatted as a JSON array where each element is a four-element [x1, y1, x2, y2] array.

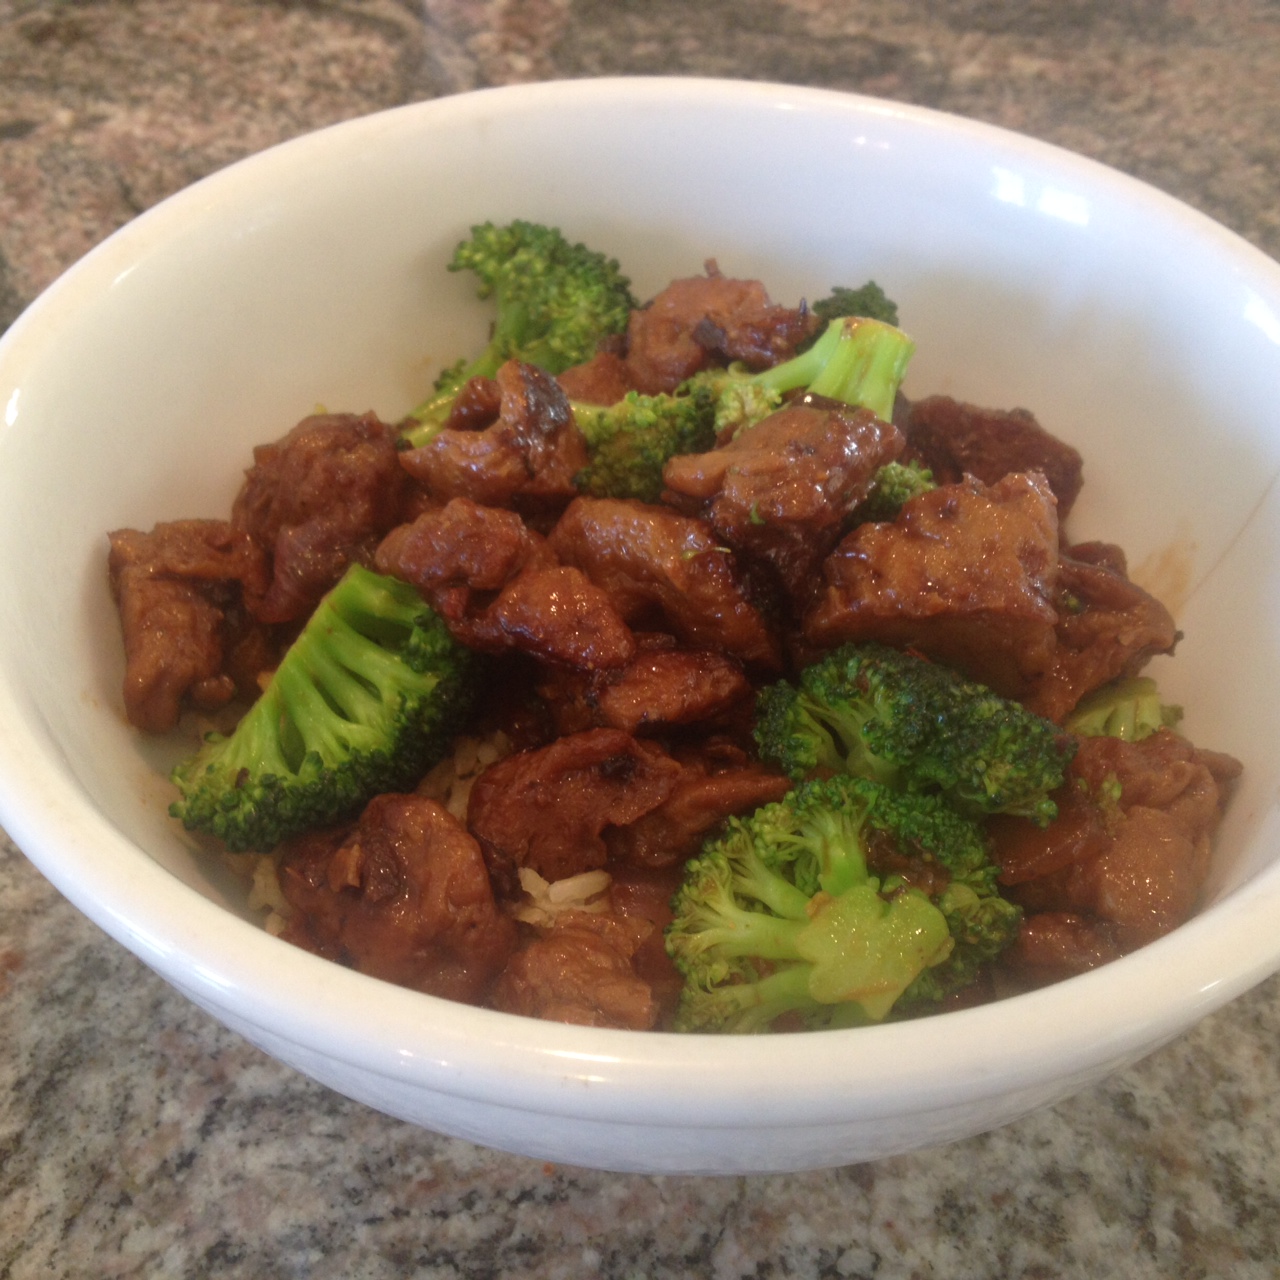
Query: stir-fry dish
[[107, 221, 1242, 1033]]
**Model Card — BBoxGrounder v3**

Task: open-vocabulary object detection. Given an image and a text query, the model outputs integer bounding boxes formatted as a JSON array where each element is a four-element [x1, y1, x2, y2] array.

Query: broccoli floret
[[568, 314, 913, 497], [705, 378, 785, 439], [169, 564, 476, 852], [755, 643, 1074, 826], [571, 382, 718, 502], [403, 220, 636, 447], [1064, 676, 1183, 741], [850, 459, 938, 524], [666, 775, 1016, 1032], [687, 314, 915, 438], [895, 881, 1022, 1013], [810, 281, 900, 327]]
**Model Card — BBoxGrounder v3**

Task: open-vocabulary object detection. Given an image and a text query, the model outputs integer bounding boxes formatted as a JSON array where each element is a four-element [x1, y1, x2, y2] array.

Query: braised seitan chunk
[[279, 794, 517, 1002], [625, 266, 818, 394], [550, 496, 781, 669], [467, 727, 683, 884], [398, 359, 588, 512], [804, 472, 1060, 697], [663, 396, 904, 607], [231, 410, 408, 625], [108, 518, 270, 732], [903, 394, 1084, 517]]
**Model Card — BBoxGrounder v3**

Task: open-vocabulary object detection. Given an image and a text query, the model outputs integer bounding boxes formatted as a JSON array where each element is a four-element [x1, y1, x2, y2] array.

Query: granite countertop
[[3, 2, 1280, 1275]]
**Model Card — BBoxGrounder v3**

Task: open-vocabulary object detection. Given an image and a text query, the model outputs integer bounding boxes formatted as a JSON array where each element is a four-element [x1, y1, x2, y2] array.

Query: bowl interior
[[2, 78, 1280, 1107]]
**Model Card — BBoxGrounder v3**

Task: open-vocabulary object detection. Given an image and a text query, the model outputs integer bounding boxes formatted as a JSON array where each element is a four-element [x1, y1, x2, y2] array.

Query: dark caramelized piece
[[232, 411, 408, 625], [550, 497, 782, 669], [376, 498, 636, 670], [536, 636, 753, 736], [467, 727, 682, 883], [805, 472, 1060, 697], [663, 396, 903, 606], [625, 266, 818, 395], [991, 730, 1241, 967], [489, 910, 658, 1030], [604, 753, 792, 869], [903, 394, 1084, 517], [399, 360, 588, 511], [108, 519, 269, 732], [1023, 550, 1180, 723], [279, 794, 517, 1002]]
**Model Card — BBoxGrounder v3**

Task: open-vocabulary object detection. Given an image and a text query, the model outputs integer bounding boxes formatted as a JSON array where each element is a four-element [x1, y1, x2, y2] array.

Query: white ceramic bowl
[[2, 78, 1280, 1175]]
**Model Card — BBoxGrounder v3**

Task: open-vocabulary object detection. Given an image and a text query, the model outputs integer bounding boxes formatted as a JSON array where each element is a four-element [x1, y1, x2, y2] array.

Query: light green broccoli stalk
[[685, 314, 916, 439]]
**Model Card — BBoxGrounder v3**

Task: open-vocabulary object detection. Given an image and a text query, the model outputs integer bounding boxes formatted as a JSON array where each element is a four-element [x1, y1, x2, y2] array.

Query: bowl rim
[[3, 74, 1280, 1131]]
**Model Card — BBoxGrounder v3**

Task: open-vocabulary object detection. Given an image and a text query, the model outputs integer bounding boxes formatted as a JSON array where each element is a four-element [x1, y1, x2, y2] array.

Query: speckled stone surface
[[3, 2, 1280, 1275]]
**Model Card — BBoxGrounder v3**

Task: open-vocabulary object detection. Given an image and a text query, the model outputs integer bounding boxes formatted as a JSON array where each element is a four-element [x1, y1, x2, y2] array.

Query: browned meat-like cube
[[278, 794, 517, 1003], [556, 350, 636, 406], [992, 730, 1241, 969], [903, 395, 1085, 518], [376, 498, 636, 671], [625, 266, 818, 395], [375, 496, 542, 597], [663, 397, 904, 606], [489, 910, 659, 1030], [1023, 549, 1180, 723], [440, 374, 503, 432], [549, 497, 782, 669], [399, 360, 588, 511], [999, 912, 1123, 983], [467, 727, 683, 885], [804, 472, 1061, 697], [536, 635, 753, 736], [604, 752, 792, 869], [232, 410, 409, 625], [485, 563, 638, 671], [108, 519, 270, 733], [607, 863, 688, 1024]]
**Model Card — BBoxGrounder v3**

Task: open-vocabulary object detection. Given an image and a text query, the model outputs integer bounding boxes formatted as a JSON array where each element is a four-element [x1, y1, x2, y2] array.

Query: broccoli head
[[1064, 676, 1183, 741], [755, 643, 1075, 825], [850, 459, 938, 524], [665, 775, 1015, 1033], [169, 564, 476, 852], [404, 220, 636, 445], [571, 382, 718, 503], [810, 281, 900, 328]]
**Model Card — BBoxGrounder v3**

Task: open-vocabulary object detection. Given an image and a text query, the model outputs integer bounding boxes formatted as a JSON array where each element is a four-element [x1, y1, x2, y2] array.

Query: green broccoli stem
[[784, 805, 872, 897], [684, 964, 819, 1034], [671, 847, 813, 969], [732, 842, 817, 919], [750, 316, 915, 422], [284, 610, 412, 757]]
